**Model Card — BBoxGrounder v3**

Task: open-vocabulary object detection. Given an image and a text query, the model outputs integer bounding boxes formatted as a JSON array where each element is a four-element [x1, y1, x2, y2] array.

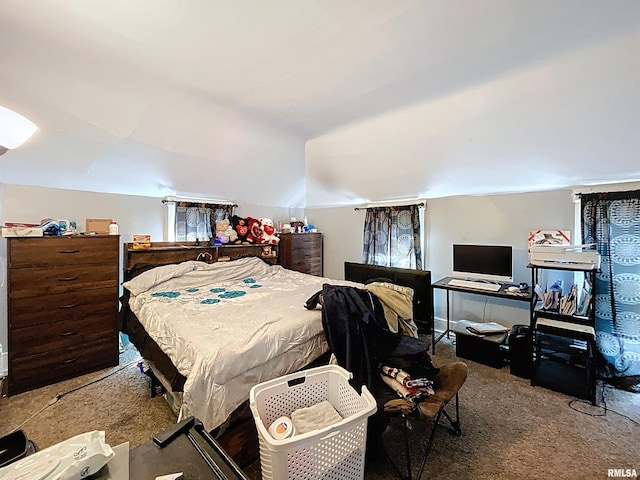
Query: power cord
[[6, 359, 140, 435], [567, 382, 640, 426], [601, 383, 640, 426], [568, 398, 606, 418]]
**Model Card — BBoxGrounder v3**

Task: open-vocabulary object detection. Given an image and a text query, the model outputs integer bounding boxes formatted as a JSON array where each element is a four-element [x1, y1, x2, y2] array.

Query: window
[[163, 198, 236, 242], [361, 203, 424, 269]]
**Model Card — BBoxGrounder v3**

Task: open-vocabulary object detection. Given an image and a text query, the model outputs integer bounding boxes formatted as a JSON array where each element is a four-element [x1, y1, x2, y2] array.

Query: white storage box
[[249, 365, 377, 480], [1, 226, 43, 237]]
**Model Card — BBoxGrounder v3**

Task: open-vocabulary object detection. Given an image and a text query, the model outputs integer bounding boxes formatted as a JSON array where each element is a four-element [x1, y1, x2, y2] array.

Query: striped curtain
[[362, 204, 423, 269], [581, 191, 640, 391]]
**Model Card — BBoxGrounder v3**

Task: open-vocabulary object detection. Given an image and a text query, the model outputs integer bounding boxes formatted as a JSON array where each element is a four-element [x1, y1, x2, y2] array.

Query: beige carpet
[[1, 339, 639, 480], [0, 346, 176, 453]]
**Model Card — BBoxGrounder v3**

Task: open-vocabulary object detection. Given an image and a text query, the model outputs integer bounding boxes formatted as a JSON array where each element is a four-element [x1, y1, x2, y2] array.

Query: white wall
[[307, 188, 576, 332], [426, 189, 575, 330], [1, 184, 166, 242]]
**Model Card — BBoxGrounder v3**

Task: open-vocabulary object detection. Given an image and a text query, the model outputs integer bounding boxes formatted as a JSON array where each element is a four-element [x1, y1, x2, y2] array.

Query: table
[[431, 277, 535, 353]]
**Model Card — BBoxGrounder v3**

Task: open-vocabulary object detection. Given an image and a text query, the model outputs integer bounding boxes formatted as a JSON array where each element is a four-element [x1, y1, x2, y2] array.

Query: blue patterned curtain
[[362, 204, 423, 269], [581, 191, 640, 392]]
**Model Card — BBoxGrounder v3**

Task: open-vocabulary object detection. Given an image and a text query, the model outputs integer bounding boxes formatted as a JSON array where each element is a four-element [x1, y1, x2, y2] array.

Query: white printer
[[529, 244, 601, 270]]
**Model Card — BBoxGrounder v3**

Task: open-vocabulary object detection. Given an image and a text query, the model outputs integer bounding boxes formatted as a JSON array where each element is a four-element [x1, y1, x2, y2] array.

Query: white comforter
[[123, 257, 352, 431]]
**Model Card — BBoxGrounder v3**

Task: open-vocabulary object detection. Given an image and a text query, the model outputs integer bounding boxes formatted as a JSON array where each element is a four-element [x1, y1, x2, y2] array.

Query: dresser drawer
[[290, 235, 321, 247], [288, 244, 322, 258], [8, 337, 119, 395], [9, 264, 118, 298], [290, 258, 323, 276], [8, 236, 119, 268], [10, 313, 116, 357], [9, 287, 118, 329]]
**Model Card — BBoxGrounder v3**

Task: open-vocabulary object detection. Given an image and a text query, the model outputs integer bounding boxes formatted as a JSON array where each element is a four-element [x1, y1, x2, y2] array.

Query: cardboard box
[[86, 218, 112, 234]]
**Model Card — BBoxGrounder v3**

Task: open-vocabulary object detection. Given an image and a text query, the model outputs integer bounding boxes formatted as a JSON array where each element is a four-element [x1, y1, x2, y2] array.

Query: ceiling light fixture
[[0, 106, 38, 156]]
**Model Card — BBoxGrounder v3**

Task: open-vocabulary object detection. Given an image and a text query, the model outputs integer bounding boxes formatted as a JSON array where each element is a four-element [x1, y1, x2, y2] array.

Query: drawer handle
[[59, 304, 79, 309], [58, 277, 79, 282], [59, 330, 78, 337], [61, 357, 79, 364], [59, 250, 80, 254]]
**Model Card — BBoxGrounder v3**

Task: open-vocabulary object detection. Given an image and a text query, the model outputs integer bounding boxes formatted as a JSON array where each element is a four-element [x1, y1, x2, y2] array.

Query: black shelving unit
[[528, 264, 598, 405]]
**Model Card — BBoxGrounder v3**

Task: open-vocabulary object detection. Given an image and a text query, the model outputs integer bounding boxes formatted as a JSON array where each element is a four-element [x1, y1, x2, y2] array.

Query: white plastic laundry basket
[[249, 365, 377, 480]]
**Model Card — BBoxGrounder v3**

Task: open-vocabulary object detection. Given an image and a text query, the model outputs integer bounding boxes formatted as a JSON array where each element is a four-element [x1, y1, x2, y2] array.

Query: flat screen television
[[452, 244, 513, 283]]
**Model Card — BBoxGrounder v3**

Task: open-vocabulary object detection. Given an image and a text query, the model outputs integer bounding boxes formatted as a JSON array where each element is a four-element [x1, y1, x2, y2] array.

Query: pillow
[[123, 261, 199, 296]]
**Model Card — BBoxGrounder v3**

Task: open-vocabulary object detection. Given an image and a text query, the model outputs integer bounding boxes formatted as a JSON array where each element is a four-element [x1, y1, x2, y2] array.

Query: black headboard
[[344, 262, 433, 334]]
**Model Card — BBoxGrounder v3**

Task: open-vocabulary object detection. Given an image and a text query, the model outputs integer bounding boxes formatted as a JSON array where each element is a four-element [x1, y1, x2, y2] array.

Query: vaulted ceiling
[[1, 1, 639, 207]]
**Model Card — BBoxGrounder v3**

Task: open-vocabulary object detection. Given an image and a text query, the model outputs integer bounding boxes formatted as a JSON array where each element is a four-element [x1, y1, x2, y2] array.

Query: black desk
[[129, 417, 249, 480], [431, 277, 534, 353]]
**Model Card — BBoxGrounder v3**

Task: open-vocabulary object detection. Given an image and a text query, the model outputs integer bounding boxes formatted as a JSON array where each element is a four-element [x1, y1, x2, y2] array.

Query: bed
[[119, 244, 433, 463], [121, 254, 356, 432]]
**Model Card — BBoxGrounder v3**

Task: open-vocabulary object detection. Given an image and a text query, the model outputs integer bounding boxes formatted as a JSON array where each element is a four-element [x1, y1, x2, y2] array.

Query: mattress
[[123, 256, 354, 431]]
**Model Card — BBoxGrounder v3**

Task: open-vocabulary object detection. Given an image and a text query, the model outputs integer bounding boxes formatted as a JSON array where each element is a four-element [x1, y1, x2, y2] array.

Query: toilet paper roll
[[268, 416, 295, 440]]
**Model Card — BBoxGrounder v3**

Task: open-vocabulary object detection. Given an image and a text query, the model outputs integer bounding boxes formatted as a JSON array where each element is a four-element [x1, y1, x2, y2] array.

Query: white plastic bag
[[0, 430, 114, 480]]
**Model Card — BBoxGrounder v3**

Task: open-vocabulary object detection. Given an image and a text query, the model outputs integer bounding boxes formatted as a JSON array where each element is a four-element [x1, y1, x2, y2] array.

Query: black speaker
[[508, 325, 532, 379]]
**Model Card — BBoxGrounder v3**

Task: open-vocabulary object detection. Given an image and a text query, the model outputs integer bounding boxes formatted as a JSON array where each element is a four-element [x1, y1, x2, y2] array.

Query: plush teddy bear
[[215, 218, 237, 245], [246, 217, 264, 244], [231, 215, 251, 244], [259, 218, 280, 244]]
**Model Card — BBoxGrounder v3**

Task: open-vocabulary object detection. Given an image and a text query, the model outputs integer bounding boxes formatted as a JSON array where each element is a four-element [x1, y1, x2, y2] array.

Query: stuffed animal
[[215, 218, 237, 245], [260, 218, 280, 244], [246, 217, 264, 244], [231, 215, 251, 244], [225, 221, 238, 244]]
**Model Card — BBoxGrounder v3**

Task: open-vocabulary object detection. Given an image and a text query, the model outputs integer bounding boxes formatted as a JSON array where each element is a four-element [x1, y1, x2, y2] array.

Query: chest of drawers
[[7, 235, 120, 395], [279, 233, 323, 276]]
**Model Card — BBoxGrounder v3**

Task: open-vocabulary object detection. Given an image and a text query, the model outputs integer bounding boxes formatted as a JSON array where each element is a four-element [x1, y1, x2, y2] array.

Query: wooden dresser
[[278, 233, 323, 276], [7, 235, 120, 395]]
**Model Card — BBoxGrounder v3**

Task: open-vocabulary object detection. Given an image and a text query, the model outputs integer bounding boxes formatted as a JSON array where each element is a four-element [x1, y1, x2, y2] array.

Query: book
[[465, 321, 510, 336], [576, 278, 593, 316], [133, 234, 151, 249]]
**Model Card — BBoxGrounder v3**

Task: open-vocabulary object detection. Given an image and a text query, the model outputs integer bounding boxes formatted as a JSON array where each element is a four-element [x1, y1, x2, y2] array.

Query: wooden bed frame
[[123, 241, 278, 275], [344, 261, 433, 335]]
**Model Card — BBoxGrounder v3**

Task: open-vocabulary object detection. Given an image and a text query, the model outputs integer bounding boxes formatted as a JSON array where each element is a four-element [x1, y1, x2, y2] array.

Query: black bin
[[456, 332, 508, 368], [0, 430, 37, 468], [508, 325, 532, 379]]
